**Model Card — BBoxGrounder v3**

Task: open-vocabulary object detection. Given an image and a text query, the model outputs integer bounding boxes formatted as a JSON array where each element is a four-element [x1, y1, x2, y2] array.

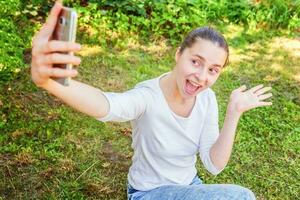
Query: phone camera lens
[[59, 17, 66, 25]]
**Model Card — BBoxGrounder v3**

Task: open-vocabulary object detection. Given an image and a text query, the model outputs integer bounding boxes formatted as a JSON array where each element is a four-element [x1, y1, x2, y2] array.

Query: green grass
[[0, 24, 299, 199]]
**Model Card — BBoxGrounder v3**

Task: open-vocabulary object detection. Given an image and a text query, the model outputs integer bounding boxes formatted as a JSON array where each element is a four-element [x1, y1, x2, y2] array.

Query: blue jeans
[[127, 176, 256, 200]]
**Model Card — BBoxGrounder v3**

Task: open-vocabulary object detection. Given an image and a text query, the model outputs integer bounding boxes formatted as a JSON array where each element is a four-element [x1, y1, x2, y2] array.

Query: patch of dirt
[[10, 130, 26, 140], [83, 182, 115, 196], [56, 158, 76, 174], [23, 48, 32, 64], [100, 142, 131, 175], [1, 164, 16, 178], [39, 167, 55, 180], [120, 127, 132, 137], [0, 154, 15, 175], [14, 152, 34, 167], [101, 142, 128, 163]]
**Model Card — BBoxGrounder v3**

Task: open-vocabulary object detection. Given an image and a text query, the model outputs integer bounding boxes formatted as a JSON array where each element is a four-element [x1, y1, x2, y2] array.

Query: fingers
[[255, 86, 272, 95], [32, 40, 81, 59], [249, 84, 264, 93], [257, 101, 273, 107], [258, 93, 273, 100], [43, 67, 78, 78], [44, 53, 81, 65], [38, 1, 63, 39], [235, 85, 247, 92], [43, 41, 81, 54]]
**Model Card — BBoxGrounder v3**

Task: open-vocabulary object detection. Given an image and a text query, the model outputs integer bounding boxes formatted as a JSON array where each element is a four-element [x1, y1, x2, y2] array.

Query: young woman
[[31, 2, 272, 200]]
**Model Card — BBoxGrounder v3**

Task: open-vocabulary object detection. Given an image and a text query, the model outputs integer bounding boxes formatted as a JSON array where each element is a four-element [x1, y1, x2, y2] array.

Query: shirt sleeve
[[199, 89, 223, 175], [97, 85, 152, 122]]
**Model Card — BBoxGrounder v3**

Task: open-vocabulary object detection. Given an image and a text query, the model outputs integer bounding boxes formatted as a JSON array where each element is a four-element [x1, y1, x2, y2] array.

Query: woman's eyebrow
[[213, 64, 222, 68], [193, 54, 205, 61]]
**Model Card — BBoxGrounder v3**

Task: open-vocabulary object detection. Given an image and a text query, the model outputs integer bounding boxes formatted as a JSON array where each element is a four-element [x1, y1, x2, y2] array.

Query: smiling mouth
[[185, 79, 202, 95]]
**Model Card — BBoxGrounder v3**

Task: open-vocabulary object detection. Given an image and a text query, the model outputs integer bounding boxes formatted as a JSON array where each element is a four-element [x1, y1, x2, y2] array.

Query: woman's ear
[[175, 47, 181, 62]]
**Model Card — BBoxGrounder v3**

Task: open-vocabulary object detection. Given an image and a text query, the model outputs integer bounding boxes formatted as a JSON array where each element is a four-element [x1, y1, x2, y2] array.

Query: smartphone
[[52, 7, 77, 86]]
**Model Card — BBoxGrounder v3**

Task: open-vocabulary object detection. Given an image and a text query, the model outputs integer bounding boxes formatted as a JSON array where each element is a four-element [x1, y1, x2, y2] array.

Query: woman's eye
[[209, 68, 219, 74], [192, 59, 200, 66]]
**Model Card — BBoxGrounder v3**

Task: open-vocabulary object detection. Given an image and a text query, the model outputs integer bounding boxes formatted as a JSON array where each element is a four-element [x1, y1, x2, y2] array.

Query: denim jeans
[[127, 176, 256, 200]]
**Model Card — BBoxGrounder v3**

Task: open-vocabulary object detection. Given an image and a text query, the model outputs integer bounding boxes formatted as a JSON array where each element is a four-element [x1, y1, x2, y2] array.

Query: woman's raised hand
[[31, 1, 81, 87], [228, 84, 273, 116]]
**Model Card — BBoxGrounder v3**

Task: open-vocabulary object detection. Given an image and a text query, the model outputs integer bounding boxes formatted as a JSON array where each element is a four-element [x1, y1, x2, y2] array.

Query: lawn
[[0, 23, 299, 199]]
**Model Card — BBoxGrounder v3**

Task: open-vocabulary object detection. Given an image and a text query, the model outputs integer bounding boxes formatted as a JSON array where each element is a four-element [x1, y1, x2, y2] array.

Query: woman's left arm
[[210, 84, 273, 170]]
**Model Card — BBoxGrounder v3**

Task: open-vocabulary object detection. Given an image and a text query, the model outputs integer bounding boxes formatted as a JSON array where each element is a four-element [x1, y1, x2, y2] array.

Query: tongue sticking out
[[185, 80, 199, 95]]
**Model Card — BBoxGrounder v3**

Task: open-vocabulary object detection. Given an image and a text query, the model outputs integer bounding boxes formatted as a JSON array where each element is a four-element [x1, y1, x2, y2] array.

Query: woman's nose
[[195, 68, 208, 83]]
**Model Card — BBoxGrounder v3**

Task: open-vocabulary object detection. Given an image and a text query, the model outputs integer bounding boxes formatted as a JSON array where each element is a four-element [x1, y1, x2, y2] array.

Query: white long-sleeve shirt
[[98, 73, 223, 191]]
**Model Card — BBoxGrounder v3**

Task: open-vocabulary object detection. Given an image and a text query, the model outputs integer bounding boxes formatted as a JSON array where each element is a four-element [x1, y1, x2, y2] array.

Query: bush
[[0, 0, 299, 84], [0, 19, 24, 83], [67, 0, 300, 44], [0, 0, 44, 83], [0, 0, 24, 83]]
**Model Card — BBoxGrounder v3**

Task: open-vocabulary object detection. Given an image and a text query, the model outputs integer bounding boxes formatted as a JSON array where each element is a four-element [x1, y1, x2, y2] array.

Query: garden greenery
[[0, 0, 299, 84]]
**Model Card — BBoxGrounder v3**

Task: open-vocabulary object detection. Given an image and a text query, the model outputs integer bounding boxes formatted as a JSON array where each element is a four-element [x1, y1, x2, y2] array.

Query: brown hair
[[179, 26, 229, 67]]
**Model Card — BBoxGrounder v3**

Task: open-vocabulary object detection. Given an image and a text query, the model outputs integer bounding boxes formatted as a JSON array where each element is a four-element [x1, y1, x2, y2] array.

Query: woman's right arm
[[31, 1, 109, 118]]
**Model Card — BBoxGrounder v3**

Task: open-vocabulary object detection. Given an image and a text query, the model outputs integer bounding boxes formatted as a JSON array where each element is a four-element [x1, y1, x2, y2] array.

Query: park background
[[0, 0, 299, 199]]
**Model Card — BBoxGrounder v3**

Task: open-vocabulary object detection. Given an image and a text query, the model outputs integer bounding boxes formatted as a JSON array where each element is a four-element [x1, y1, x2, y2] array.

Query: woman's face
[[174, 38, 228, 99]]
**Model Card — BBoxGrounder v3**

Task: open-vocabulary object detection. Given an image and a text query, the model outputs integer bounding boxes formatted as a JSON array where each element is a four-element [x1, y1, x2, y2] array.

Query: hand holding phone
[[31, 1, 81, 88], [52, 6, 78, 86], [30, 2, 110, 120]]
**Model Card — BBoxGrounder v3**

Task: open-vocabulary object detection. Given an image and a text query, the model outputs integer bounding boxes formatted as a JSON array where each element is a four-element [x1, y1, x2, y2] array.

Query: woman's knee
[[199, 184, 256, 200], [228, 184, 256, 200]]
